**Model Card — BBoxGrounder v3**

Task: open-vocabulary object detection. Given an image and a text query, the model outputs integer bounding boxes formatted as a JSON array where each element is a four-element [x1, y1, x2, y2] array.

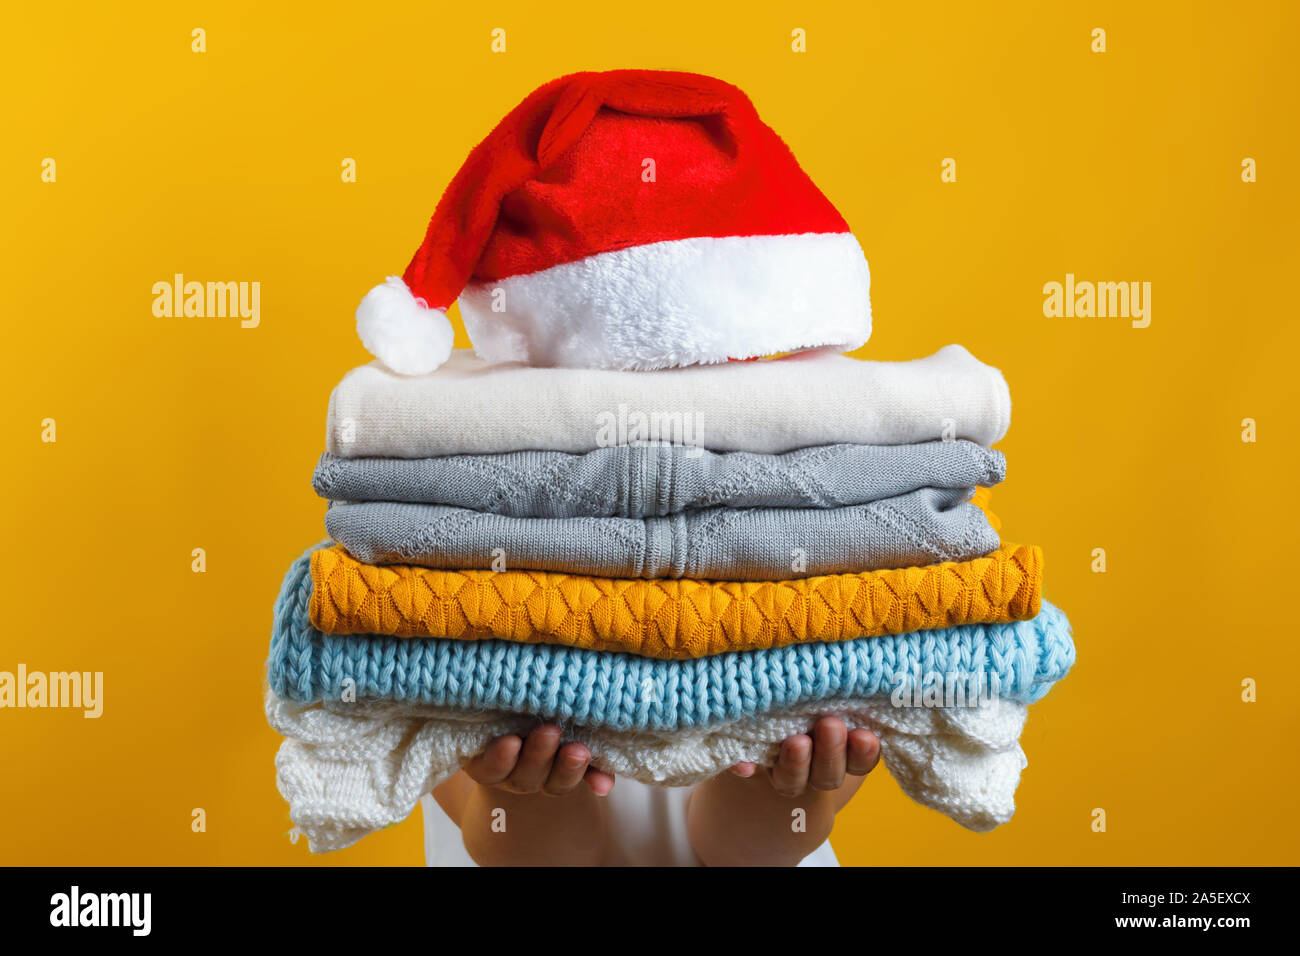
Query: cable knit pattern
[[270, 546, 1074, 725], [268, 690, 1031, 852], [307, 534, 1041, 656], [325, 486, 1000, 580], [312, 441, 1006, 517]]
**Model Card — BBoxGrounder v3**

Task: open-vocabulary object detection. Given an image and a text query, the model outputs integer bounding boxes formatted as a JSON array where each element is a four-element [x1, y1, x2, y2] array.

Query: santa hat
[[357, 70, 872, 375]]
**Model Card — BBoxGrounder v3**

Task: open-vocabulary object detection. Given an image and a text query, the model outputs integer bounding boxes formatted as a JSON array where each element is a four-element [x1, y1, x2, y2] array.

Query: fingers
[[809, 717, 847, 791], [502, 725, 563, 793], [462, 734, 524, 787], [465, 726, 615, 797], [585, 766, 616, 796], [542, 743, 593, 796], [548, 748, 615, 797], [765, 720, 881, 797], [768, 734, 813, 797], [846, 728, 882, 776]]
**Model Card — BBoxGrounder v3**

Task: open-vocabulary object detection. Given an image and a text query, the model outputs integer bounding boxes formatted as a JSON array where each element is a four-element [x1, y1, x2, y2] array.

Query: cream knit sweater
[[268, 691, 1030, 853], [325, 345, 1012, 457]]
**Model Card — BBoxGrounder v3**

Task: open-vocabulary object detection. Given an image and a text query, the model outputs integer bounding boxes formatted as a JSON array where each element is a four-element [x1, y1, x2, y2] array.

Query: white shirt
[[421, 779, 839, 867]]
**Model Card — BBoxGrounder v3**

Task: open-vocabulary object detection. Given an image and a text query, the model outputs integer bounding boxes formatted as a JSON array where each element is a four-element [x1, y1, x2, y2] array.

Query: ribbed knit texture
[[325, 486, 1000, 580], [270, 546, 1073, 727], [325, 345, 1012, 457], [269, 691, 1031, 852], [312, 440, 1006, 517], [307, 529, 1041, 656]]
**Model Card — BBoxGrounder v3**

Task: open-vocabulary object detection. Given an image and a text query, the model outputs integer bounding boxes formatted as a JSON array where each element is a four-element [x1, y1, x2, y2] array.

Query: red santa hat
[[357, 69, 872, 375]]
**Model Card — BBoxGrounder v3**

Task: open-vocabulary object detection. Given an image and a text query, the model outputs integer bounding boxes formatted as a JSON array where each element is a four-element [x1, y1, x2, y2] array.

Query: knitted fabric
[[325, 345, 1012, 458], [307, 533, 1041, 657], [271, 547, 1074, 724], [324, 486, 1000, 581], [312, 441, 1007, 518], [268, 690, 1031, 852]]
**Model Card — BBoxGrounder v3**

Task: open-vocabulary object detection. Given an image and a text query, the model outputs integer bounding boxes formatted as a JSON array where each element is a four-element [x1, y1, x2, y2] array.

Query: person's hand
[[730, 716, 880, 797], [462, 724, 615, 796]]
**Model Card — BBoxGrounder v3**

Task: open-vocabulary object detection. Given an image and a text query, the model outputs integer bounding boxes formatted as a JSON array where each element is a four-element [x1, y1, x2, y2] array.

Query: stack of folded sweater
[[267, 348, 1074, 851], [264, 69, 1074, 853]]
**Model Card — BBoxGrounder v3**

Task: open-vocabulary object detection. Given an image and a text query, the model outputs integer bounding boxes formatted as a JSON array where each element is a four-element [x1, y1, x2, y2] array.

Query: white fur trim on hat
[[356, 276, 455, 376], [457, 232, 871, 370]]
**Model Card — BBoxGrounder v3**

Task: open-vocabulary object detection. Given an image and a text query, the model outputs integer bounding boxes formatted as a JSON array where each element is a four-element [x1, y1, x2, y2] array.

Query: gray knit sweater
[[324, 487, 999, 580], [313, 441, 1005, 518]]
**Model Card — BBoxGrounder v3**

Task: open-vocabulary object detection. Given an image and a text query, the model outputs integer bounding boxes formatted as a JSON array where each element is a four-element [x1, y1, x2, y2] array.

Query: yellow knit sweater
[[308, 503, 1042, 660]]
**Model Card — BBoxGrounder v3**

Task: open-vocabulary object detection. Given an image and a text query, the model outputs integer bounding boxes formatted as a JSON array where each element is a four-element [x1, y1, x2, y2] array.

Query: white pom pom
[[355, 276, 454, 376]]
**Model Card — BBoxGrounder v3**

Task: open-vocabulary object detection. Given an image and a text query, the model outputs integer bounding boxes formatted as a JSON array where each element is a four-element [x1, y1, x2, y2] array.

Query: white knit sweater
[[325, 345, 1012, 458], [268, 691, 1030, 853]]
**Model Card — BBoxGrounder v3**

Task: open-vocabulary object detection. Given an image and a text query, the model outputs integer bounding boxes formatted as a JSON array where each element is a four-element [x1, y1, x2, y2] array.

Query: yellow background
[[2, 1, 1297, 865]]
